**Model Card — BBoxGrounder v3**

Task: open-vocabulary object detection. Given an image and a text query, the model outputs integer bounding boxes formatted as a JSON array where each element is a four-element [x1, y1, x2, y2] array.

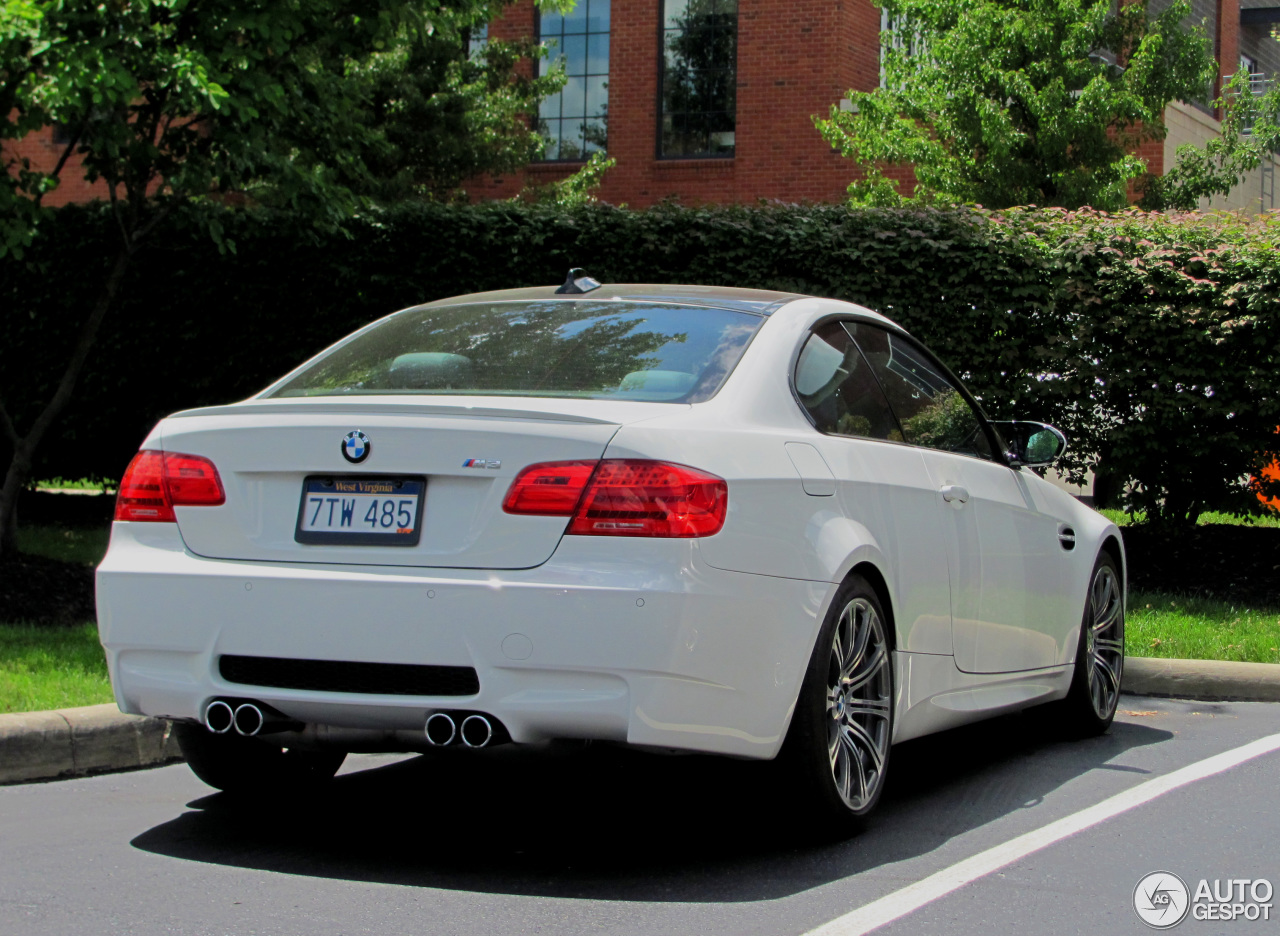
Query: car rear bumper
[[96, 523, 829, 759]]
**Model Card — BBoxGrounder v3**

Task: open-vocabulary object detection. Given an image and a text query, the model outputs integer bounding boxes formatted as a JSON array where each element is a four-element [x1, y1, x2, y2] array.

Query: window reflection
[[661, 0, 737, 158], [539, 0, 610, 160], [845, 323, 994, 460]]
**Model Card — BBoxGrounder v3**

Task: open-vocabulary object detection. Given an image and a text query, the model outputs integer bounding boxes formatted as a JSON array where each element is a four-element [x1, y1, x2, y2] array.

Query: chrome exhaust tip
[[425, 712, 456, 746], [204, 700, 234, 734], [460, 714, 493, 749], [233, 703, 264, 737]]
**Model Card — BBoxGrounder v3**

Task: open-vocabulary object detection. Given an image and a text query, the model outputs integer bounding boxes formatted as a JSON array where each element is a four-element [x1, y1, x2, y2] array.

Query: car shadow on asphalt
[[129, 706, 1171, 902]]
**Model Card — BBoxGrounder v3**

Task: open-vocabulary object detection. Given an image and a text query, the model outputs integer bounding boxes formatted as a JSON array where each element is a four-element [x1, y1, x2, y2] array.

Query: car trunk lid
[[156, 397, 676, 569]]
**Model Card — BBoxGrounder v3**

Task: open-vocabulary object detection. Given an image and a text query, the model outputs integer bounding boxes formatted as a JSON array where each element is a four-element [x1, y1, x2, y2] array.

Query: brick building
[[472, 0, 1280, 210], [470, 0, 891, 206], [6, 123, 111, 208], [8, 0, 1279, 210]]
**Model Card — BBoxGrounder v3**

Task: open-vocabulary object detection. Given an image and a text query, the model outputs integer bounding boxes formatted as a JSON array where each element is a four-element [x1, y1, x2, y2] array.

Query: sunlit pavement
[[1, 696, 1277, 936]]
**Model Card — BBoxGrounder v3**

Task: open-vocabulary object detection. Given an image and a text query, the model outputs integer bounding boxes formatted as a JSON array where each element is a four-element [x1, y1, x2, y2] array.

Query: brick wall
[[469, 0, 888, 206], [3, 125, 110, 206]]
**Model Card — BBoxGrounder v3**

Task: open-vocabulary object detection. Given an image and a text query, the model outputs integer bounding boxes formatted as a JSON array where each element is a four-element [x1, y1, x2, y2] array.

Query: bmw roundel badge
[[341, 430, 371, 464]]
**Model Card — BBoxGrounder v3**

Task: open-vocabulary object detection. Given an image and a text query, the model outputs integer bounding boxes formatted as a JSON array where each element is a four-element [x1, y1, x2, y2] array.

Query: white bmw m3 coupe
[[97, 272, 1125, 832]]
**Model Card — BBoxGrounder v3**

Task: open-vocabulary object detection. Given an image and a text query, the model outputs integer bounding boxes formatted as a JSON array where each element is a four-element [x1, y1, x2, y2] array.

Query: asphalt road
[[1, 695, 1277, 936]]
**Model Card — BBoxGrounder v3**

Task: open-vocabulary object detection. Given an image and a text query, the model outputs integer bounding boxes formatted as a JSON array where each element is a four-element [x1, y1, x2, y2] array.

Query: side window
[[846, 323, 994, 460], [794, 322, 903, 441]]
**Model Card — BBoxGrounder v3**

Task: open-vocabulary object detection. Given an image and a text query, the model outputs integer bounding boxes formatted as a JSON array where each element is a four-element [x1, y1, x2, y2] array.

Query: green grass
[[34, 477, 113, 493], [1099, 508, 1280, 528], [1127, 590, 1280, 664], [0, 593, 1276, 717], [0, 623, 114, 714], [15, 524, 110, 567]]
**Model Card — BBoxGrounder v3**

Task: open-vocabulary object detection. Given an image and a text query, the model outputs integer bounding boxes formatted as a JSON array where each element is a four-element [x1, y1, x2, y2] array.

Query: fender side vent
[[219, 655, 479, 697], [1058, 527, 1076, 551]]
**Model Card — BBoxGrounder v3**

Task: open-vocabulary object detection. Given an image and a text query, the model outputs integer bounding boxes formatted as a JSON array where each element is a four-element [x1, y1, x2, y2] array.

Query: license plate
[[295, 476, 425, 546]]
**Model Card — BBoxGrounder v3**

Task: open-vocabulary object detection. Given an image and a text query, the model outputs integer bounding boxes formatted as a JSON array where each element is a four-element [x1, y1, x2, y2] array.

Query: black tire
[[781, 574, 894, 838], [174, 722, 346, 794], [1058, 550, 1125, 737]]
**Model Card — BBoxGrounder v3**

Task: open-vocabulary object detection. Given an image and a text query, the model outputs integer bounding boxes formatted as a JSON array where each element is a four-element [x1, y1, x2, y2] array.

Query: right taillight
[[505, 459, 728, 537], [567, 460, 726, 537], [115, 450, 225, 522]]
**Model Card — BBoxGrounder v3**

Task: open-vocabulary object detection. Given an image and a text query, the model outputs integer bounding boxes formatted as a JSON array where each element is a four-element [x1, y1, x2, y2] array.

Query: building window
[[467, 22, 488, 60], [538, 0, 610, 161], [879, 9, 929, 90], [660, 0, 737, 158]]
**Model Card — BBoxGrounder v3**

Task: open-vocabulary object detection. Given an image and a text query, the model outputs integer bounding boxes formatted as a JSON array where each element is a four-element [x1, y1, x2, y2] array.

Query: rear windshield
[[269, 300, 763, 403]]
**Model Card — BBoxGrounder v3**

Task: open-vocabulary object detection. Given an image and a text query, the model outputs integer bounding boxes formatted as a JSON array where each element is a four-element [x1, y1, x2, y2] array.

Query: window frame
[[788, 315, 1011, 465], [655, 0, 739, 161], [535, 0, 611, 164]]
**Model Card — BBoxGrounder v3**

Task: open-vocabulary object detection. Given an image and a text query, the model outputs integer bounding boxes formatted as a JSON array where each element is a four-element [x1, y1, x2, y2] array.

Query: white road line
[[805, 731, 1280, 936]]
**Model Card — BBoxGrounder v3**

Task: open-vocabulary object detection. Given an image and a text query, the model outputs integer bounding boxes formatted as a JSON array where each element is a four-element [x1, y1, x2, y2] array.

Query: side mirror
[[990, 420, 1067, 468]]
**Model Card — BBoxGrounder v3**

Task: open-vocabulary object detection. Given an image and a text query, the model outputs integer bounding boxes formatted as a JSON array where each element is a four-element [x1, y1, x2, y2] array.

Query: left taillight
[[115, 450, 225, 522]]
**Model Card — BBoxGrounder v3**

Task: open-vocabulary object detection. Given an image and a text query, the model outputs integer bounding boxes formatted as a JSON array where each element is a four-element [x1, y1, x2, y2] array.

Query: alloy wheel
[[1085, 564, 1124, 720], [826, 597, 892, 811]]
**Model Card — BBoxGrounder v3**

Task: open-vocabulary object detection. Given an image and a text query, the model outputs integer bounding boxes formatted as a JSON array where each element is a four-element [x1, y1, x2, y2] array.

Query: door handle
[[940, 484, 970, 505]]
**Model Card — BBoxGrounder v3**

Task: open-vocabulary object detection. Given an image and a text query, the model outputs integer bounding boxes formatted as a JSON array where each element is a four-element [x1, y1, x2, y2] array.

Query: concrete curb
[[0, 704, 182, 785], [1122, 657, 1280, 703], [1, 656, 1278, 785]]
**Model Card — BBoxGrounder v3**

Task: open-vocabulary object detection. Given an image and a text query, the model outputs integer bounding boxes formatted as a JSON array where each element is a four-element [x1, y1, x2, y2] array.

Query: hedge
[[3, 201, 1278, 523]]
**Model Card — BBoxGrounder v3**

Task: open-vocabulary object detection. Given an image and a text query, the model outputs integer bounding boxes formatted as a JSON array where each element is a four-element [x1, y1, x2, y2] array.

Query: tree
[[1142, 70, 1280, 210], [815, 0, 1216, 210], [0, 0, 565, 558], [353, 26, 566, 200]]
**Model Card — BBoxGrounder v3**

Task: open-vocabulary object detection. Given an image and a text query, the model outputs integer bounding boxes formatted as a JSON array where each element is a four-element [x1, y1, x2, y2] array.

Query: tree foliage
[[0, 0, 567, 557], [354, 27, 566, 200], [815, 0, 1216, 210]]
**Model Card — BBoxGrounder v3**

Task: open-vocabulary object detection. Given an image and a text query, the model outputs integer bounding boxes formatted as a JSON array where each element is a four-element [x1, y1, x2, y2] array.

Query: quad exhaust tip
[[425, 712, 456, 746], [233, 703, 265, 737], [425, 712, 497, 748], [204, 700, 234, 734], [205, 699, 300, 737], [460, 715, 493, 748]]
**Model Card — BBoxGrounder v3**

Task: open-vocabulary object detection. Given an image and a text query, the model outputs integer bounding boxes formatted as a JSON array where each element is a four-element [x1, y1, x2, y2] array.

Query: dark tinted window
[[271, 300, 761, 403], [660, 0, 737, 157], [846, 323, 994, 460], [794, 322, 902, 441]]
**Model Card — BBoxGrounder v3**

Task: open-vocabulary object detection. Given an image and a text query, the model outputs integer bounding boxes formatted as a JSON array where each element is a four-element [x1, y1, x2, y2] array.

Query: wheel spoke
[[833, 730, 856, 801], [831, 611, 849, 677], [842, 717, 885, 775], [843, 728, 869, 805], [843, 644, 888, 695], [1095, 637, 1124, 654], [844, 697, 891, 720], [1093, 599, 1120, 631], [1093, 652, 1120, 694], [841, 603, 871, 680]]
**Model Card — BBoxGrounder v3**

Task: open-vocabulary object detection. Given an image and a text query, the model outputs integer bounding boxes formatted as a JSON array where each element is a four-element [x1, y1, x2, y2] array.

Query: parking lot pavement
[[1, 695, 1276, 936]]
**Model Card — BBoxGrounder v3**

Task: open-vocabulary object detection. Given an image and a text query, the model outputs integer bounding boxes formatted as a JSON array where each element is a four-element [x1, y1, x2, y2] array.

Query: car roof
[[418, 283, 806, 316]]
